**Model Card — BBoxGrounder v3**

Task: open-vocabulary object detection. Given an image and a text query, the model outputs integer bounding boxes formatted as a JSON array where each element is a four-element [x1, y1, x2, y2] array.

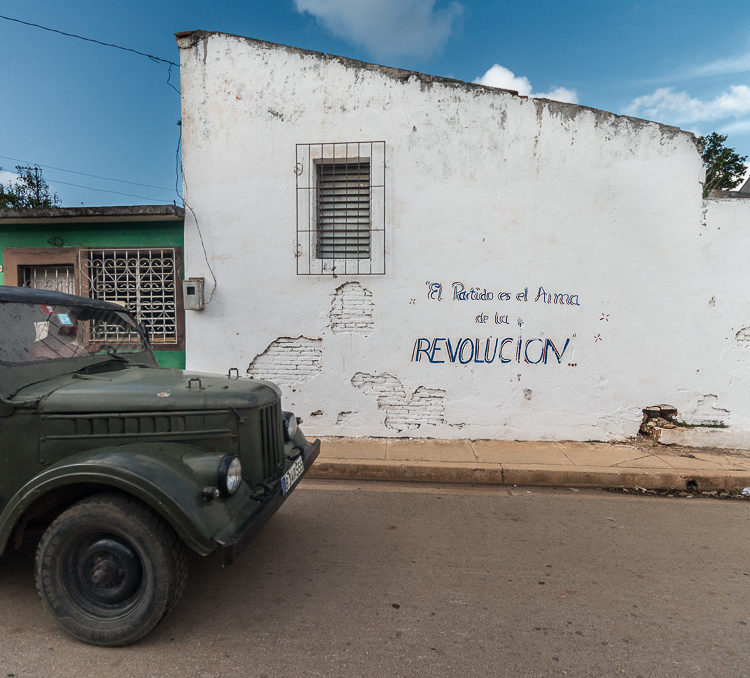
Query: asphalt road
[[1, 481, 749, 678]]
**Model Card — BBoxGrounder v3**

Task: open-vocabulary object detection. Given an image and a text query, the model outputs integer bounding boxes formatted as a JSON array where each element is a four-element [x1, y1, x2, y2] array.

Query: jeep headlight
[[283, 411, 298, 441], [218, 455, 243, 496]]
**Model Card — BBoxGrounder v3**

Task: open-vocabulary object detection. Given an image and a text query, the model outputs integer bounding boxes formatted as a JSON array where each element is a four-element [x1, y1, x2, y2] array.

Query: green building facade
[[0, 205, 185, 368]]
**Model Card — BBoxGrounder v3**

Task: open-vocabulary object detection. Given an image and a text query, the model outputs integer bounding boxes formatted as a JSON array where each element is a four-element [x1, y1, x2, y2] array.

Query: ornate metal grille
[[21, 265, 76, 294], [296, 141, 386, 275], [79, 248, 178, 344]]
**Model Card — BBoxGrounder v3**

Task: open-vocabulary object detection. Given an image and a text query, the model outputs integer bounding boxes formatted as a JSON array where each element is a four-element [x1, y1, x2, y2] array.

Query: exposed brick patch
[[351, 372, 446, 431], [246, 336, 322, 385], [330, 282, 374, 335]]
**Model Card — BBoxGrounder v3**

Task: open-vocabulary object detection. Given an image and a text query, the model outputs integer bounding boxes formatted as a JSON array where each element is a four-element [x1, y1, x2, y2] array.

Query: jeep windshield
[[0, 300, 147, 365]]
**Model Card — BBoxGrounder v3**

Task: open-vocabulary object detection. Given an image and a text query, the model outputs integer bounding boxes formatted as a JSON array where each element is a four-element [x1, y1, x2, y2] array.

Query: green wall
[[0, 221, 184, 270], [0, 220, 185, 368]]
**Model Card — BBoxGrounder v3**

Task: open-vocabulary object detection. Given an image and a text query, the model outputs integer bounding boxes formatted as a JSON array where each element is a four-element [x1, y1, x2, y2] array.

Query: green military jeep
[[0, 285, 320, 646]]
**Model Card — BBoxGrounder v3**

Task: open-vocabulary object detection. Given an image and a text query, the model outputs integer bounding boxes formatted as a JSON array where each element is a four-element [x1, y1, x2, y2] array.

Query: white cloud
[[0, 169, 59, 201], [0, 170, 20, 188], [473, 64, 532, 95], [687, 53, 750, 79], [534, 86, 579, 105], [473, 64, 579, 104], [293, 0, 463, 60], [625, 85, 750, 125], [719, 119, 750, 134]]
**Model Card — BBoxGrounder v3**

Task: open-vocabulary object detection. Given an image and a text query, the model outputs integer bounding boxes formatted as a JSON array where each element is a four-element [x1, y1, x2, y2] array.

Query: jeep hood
[[12, 367, 281, 413]]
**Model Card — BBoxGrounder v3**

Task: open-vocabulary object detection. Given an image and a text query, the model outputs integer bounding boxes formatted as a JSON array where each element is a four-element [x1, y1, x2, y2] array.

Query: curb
[[307, 459, 750, 492]]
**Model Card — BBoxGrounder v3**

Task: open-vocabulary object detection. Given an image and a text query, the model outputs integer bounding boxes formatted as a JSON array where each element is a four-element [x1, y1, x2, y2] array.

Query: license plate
[[281, 455, 305, 495]]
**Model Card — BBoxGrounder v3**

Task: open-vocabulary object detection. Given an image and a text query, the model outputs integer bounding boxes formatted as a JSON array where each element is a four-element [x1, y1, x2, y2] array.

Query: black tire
[[35, 492, 187, 647]]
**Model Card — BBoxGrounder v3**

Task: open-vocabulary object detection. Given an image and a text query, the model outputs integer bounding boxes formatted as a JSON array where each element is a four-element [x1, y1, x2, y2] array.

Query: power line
[[2, 166, 171, 202], [166, 63, 180, 95], [0, 14, 182, 206], [49, 178, 173, 202], [0, 154, 174, 191], [0, 14, 178, 66], [175, 121, 183, 200]]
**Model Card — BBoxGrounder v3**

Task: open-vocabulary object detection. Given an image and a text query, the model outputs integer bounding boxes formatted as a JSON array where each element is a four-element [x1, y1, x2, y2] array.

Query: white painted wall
[[177, 31, 750, 442]]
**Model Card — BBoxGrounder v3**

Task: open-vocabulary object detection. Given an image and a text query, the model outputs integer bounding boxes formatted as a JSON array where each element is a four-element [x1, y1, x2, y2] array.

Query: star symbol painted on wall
[[600, 313, 610, 322], [409, 298, 416, 304], [594, 333, 603, 342]]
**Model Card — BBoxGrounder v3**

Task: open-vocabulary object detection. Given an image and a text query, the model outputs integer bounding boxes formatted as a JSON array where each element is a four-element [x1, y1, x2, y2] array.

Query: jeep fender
[[0, 443, 258, 556]]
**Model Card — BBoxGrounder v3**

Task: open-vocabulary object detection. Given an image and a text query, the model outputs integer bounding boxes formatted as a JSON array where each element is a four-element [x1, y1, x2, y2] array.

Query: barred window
[[20, 264, 76, 295], [79, 248, 179, 345], [296, 141, 385, 275]]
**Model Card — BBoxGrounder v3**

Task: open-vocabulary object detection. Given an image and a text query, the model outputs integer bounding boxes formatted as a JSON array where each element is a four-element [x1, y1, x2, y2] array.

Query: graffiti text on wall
[[411, 337, 571, 365], [426, 282, 580, 307], [418, 281, 579, 367]]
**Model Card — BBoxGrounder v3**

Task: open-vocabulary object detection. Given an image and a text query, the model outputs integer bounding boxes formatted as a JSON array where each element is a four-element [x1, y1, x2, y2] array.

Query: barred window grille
[[79, 248, 178, 345], [21, 265, 76, 295], [296, 141, 385, 275]]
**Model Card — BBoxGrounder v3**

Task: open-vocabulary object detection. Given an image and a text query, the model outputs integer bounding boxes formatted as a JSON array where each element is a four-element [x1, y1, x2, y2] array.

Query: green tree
[[699, 133, 748, 198], [0, 165, 60, 208]]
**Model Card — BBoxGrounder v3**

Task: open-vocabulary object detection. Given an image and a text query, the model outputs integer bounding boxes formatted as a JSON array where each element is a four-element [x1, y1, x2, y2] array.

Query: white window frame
[[296, 141, 386, 275]]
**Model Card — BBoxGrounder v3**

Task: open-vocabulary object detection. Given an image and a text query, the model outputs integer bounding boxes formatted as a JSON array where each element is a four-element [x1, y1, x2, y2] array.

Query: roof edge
[[0, 204, 185, 223], [174, 30, 520, 97], [174, 30, 693, 143]]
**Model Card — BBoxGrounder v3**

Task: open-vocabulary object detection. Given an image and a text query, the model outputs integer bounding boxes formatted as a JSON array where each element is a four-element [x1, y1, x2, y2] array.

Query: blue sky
[[1, 0, 748, 206]]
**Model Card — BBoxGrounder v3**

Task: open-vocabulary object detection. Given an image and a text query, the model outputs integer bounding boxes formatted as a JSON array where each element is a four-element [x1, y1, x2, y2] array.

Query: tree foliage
[[0, 165, 60, 209], [699, 133, 748, 198]]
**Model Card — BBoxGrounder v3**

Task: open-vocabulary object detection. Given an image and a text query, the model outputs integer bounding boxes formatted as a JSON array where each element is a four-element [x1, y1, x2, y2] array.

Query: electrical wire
[[177, 128, 217, 304], [3, 168, 172, 202], [167, 63, 181, 95], [0, 14, 177, 66], [174, 121, 183, 200], [49, 178, 173, 202], [2, 165, 173, 202], [0, 154, 174, 191], [0, 13, 209, 289], [50, 181, 172, 202], [0, 15, 183, 203], [182, 197, 218, 304]]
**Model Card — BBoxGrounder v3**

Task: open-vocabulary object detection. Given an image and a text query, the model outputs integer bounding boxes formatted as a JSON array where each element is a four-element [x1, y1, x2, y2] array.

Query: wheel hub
[[77, 537, 142, 604]]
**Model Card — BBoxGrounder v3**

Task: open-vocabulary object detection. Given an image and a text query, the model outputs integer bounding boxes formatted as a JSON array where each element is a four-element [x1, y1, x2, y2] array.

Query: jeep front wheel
[[35, 493, 187, 646]]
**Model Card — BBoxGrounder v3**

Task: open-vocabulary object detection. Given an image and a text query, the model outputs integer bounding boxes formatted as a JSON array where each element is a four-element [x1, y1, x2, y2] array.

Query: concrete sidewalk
[[307, 437, 750, 492]]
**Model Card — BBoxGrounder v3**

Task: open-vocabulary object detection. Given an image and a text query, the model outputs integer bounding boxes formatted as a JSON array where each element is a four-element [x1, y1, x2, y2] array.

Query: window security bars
[[21, 265, 76, 295], [79, 248, 178, 344], [296, 141, 386, 275]]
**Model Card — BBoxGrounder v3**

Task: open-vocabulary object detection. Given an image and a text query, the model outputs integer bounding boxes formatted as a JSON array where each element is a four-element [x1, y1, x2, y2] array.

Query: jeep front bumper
[[218, 438, 320, 566]]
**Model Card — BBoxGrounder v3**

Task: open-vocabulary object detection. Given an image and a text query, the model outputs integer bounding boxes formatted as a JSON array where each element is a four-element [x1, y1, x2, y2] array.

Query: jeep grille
[[259, 402, 284, 480]]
